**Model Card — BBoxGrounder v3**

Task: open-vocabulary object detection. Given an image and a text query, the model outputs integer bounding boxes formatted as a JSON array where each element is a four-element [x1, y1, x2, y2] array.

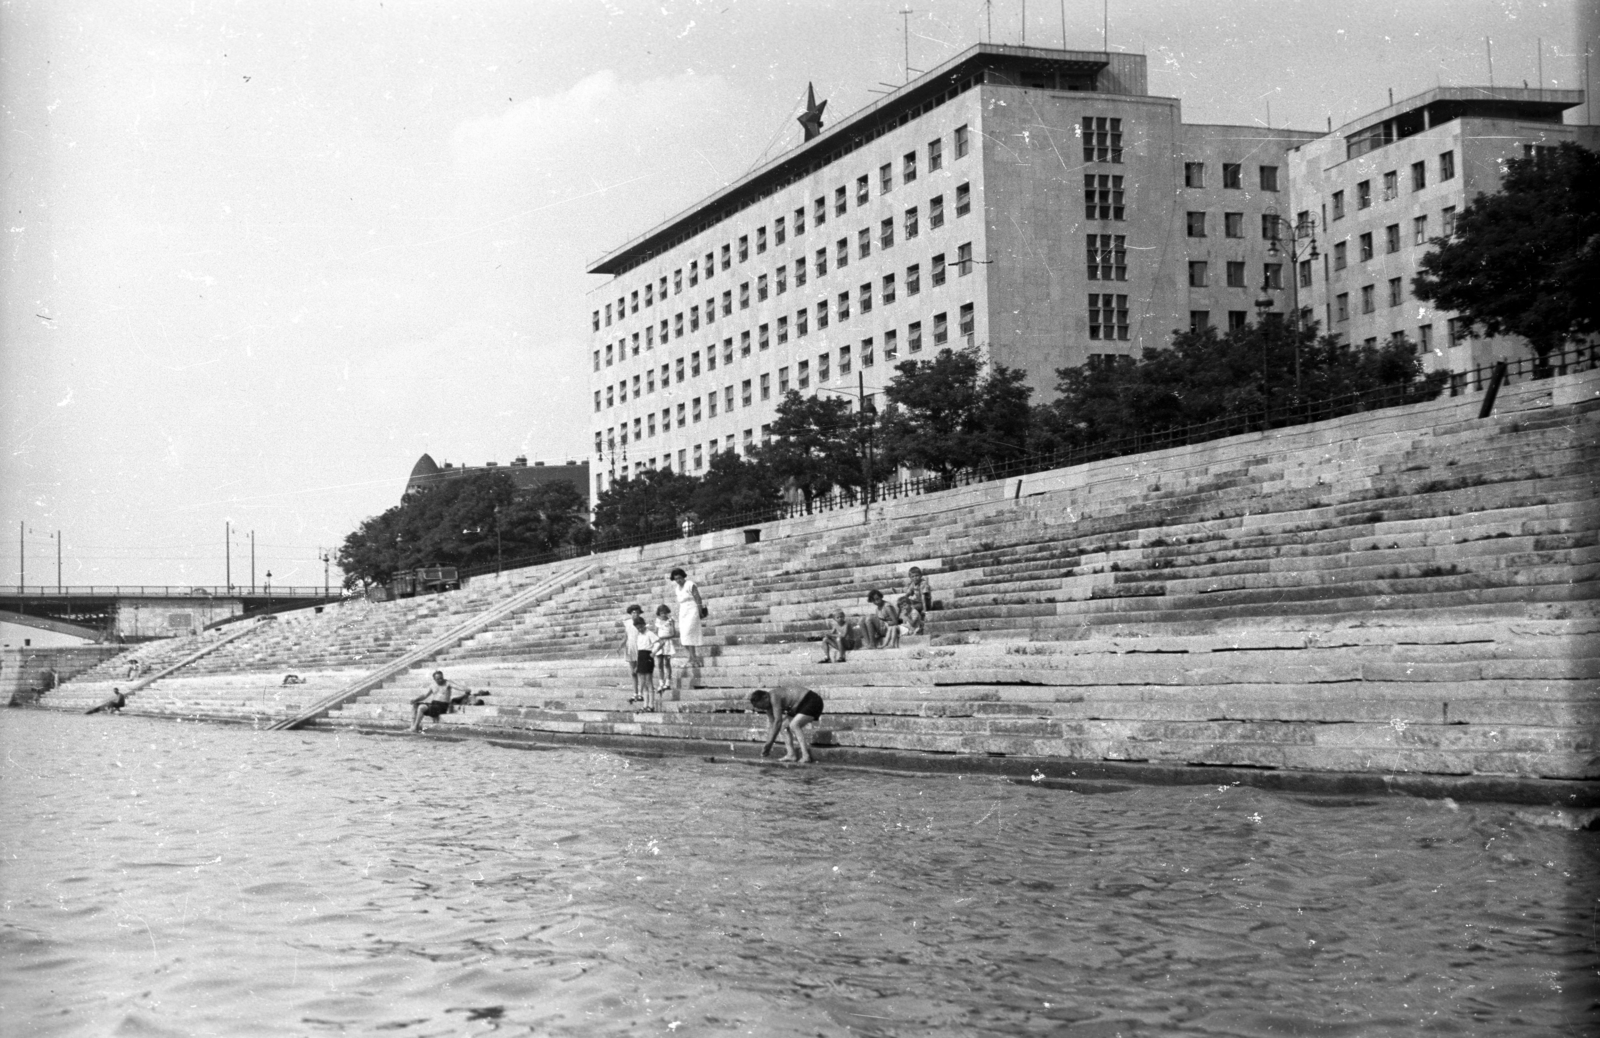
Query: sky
[[1, 0, 1589, 588]]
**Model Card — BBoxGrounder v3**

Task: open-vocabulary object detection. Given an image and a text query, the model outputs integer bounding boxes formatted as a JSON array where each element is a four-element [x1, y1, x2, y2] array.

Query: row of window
[[594, 246, 975, 371], [594, 187, 973, 351], [1329, 150, 1454, 220], [1334, 278, 1411, 320], [1330, 206, 1459, 271], [593, 128, 972, 331], [1184, 211, 1285, 240], [1186, 261, 1284, 289], [595, 306, 976, 416], [1181, 162, 1280, 192]]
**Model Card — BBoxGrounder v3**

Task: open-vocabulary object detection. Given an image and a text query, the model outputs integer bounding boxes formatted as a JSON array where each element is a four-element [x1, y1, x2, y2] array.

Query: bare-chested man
[[750, 685, 825, 764]]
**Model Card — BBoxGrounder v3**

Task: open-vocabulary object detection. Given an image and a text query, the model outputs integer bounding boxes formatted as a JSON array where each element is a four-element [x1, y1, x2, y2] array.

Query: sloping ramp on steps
[[267, 563, 595, 731], [126, 621, 271, 695]]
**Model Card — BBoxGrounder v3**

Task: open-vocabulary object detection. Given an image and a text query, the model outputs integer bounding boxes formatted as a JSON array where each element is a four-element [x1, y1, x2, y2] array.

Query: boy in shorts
[[631, 615, 658, 708], [751, 685, 825, 764]]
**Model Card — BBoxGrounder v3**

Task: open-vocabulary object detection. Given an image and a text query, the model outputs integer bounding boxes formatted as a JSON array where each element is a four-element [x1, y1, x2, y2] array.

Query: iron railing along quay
[[3, 585, 342, 598]]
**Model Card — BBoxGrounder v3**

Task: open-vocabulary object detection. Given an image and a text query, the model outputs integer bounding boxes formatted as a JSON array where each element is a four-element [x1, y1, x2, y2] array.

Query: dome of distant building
[[410, 453, 440, 479]]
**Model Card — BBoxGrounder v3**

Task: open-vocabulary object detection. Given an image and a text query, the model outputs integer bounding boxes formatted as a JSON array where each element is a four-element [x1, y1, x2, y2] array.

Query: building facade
[[585, 44, 1323, 499], [1287, 87, 1595, 375], [404, 453, 590, 502]]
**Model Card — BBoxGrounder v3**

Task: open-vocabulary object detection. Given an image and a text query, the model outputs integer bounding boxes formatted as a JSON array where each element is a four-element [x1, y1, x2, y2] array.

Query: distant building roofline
[[1336, 85, 1583, 140]]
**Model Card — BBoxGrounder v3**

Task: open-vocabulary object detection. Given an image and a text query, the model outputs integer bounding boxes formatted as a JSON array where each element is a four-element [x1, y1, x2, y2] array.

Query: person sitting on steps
[[864, 590, 902, 649], [819, 610, 856, 663], [896, 567, 932, 635], [409, 670, 458, 733], [86, 688, 126, 715]]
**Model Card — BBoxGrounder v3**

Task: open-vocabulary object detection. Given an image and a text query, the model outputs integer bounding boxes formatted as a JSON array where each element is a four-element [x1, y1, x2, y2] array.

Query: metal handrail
[[2, 585, 343, 597]]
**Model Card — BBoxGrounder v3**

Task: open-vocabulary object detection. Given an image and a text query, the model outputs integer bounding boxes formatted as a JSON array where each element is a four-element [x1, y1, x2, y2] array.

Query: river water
[[1, 710, 1595, 1036]]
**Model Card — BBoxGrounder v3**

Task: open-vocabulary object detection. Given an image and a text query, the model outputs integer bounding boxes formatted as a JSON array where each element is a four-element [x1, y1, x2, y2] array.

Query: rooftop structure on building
[[585, 43, 1325, 501], [404, 454, 591, 501]]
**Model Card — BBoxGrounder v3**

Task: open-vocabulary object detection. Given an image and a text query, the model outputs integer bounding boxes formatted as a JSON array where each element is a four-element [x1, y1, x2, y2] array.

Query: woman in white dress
[[670, 567, 707, 669]]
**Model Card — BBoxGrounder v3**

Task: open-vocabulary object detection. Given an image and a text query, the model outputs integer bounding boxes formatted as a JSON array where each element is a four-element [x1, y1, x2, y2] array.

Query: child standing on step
[[653, 604, 678, 704], [630, 614, 658, 708]]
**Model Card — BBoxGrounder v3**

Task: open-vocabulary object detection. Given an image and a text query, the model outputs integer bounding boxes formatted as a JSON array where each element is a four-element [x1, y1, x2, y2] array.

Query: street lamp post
[[1265, 211, 1320, 397]]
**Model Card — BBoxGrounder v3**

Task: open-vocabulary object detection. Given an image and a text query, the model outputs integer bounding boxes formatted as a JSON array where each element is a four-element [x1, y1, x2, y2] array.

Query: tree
[[878, 347, 1034, 483], [1031, 318, 1440, 452], [337, 470, 590, 588], [690, 450, 784, 526], [760, 390, 864, 510], [591, 466, 699, 546], [1413, 141, 1600, 363]]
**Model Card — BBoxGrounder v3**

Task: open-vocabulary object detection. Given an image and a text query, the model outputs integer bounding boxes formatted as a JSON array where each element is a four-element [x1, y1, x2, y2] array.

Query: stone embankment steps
[[39, 622, 273, 713]]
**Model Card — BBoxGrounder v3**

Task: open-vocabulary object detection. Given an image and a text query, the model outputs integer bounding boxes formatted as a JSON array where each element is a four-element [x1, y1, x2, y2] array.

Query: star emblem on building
[[797, 82, 826, 141]]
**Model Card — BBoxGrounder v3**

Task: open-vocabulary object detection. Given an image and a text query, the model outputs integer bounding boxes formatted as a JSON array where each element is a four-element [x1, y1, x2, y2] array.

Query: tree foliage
[[1413, 141, 1600, 360], [1031, 319, 1440, 452], [760, 390, 865, 509], [879, 347, 1034, 482], [337, 471, 589, 589]]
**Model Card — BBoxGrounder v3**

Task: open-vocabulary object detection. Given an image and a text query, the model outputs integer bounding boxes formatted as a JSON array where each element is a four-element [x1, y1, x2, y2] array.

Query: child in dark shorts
[[631, 615, 658, 709], [751, 685, 825, 764]]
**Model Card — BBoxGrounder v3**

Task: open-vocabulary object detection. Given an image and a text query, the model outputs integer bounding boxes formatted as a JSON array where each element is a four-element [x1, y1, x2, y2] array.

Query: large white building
[[1287, 86, 1596, 381], [585, 44, 1320, 499]]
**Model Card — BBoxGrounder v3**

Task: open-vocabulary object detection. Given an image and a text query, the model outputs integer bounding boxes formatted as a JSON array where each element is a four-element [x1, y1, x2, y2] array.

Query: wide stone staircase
[[325, 369, 1599, 780]]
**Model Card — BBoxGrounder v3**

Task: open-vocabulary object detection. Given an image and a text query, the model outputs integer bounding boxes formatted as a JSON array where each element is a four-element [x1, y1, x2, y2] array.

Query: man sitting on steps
[[409, 670, 459, 733]]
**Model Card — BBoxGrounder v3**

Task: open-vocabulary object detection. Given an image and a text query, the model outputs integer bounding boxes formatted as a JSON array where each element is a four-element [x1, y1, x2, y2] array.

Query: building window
[[1088, 293, 1130, 340], [1358, 232, 1373, 261], [1189, 310, 1210, 332], [1263, 263, 1282, 289], [1260, 165, 1279, 191], [740, 282, 750, 309], [645, 282, 655, 308], [817, 299, 829, 329], [692, 396, 702, 422], [1357, 180, 1372, 209], [1222, 162, 1242, 189], [929, 137, 943, 171], [1442, 206, 1457, 236], [675, 357, 685, 383], [1228, 310, 1248, 331], [1385, 224, 1400, 254], [957, 242, 973, 276], [774, 217, 786, 246], [1225, 261, 1244, 288], [903, 151, 917, 183], [1186, 212, 1207, 237], [1413, 216, 1428, 246], [1448, 316, 1471, 343], [880, 217, 894, 250], [676, 402, 687, 427], [1224, 212, 1243, 238], [594, 390, 603, 412], [835, 185, 847, 216], [906, 263, 921, 295], [796, 308, 808, 337], [647, 413, 657, 436], [815, 247, 828, 277], [706, 345, 717, 371], [954, 124, 969, 158], [798, 359, 810, 388], [757, 274, 768, 301], [856, 174, 870, 206], [1382, 170, 1399, 201], [794, 206, 805, 235], [932, 253, 946, 287], [1087, 234, 1126, 280], [741, 379, 752, 407], [760, 373, 770, 400], [1388, 277, 1403, 307], [818, 351, 830, 381], [933, 311, 949, 346], [859, 282, 872, 314], [1336, 293, 1350, 321], [1084, 174, 1125, 220], [1188, 261, 1209, 288], [930, 194, 945, 229], [839, 344, 852, 375], [793, 260, 806, 289], [837, 237, 850, 267], [593, 349, 602, 372], [758, 323, 770, 350], [1361, 284, 1375, 314], [959, 303, 974, 344], [1331, 190, 1345, 220], [740, 330, 751, 356], [690, 351, 701, 377], [776, 265, 787, 295], [837, 290, 850, 321], [1183, 162, 1204, 188], [880, 163, 893, 194], [1298, 259, 1312, 288], [1261, 214, 1280, 241], [815, 196, 827, 225], [882, 272, 896, 304], [1439, 150, 1455, 180], [738, 235, 749, 261], [904, 205, 919, 240], [777, 315, 789, 344], [955, 182, 971, 216], [1418, 324, 1433, 351], [1082, 116, 1121, 162], [908, 320, 923, 352], [861, 336, 874, 367], [778, 366, 789, 394], [1333, 241, 1347, 270]]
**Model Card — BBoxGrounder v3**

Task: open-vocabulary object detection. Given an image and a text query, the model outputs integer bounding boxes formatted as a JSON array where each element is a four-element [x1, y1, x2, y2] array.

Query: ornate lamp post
[[1262, 211, 1320, 396]]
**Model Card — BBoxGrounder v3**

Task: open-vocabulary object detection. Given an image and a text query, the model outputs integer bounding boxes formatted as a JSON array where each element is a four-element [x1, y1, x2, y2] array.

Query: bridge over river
[[0, 585, 345, 640]]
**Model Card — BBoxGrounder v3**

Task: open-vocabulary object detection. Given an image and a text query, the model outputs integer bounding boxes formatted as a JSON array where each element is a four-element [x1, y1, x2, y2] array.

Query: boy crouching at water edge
[[751, 686, 825, 764]]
